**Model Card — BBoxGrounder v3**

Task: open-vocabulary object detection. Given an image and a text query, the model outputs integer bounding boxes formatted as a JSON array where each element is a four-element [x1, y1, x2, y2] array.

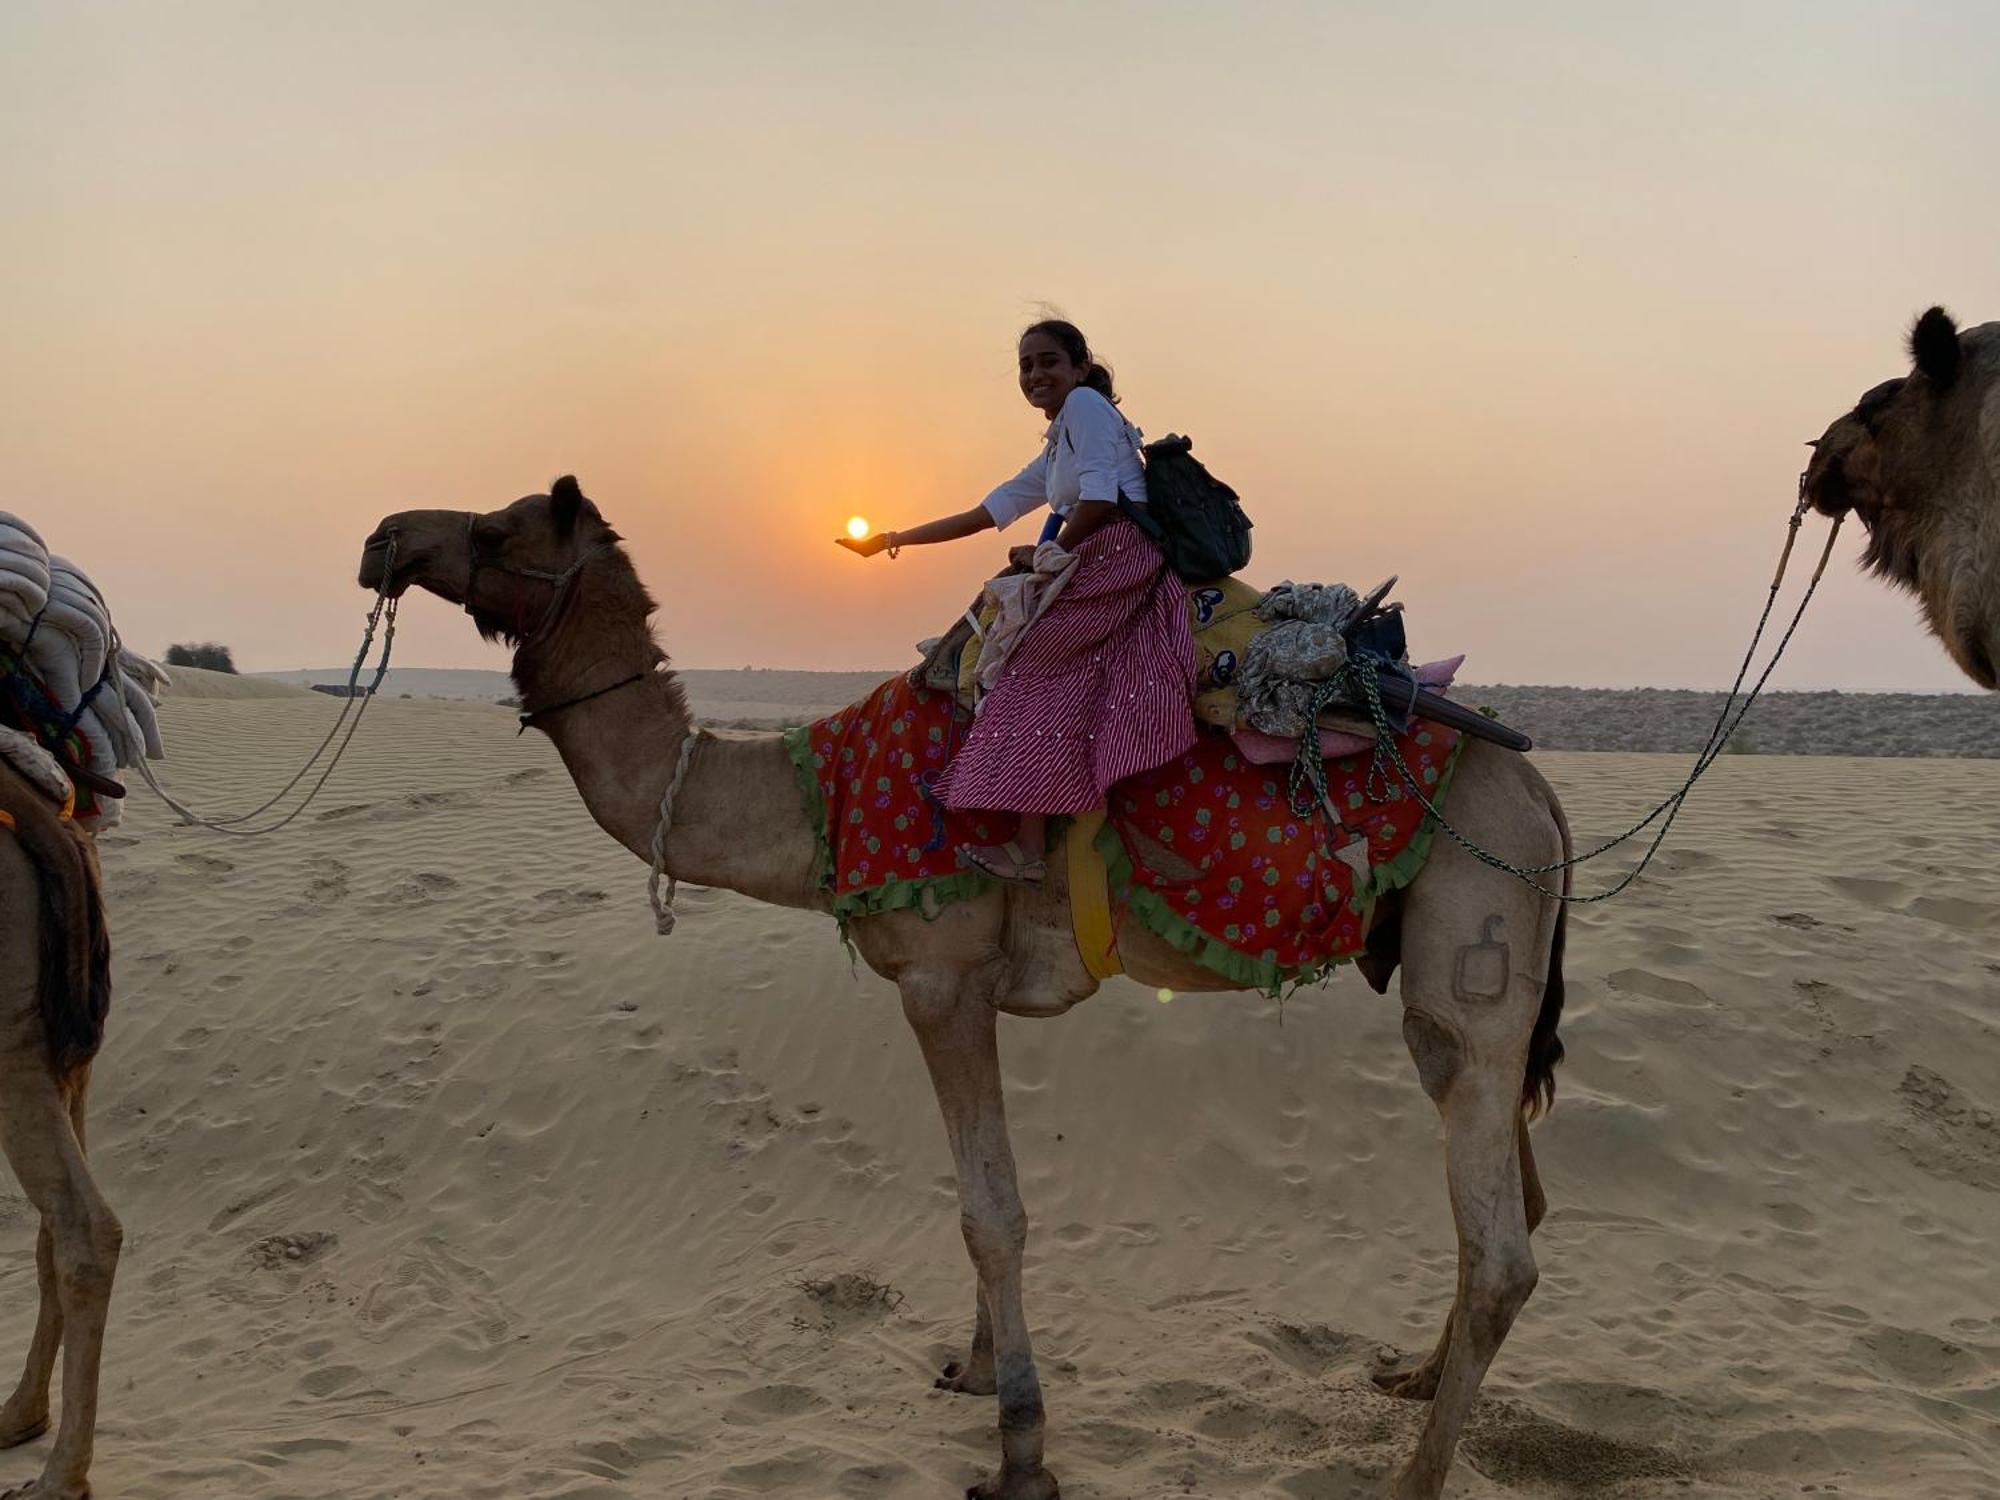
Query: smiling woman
[[836, 318, 1198, 883]]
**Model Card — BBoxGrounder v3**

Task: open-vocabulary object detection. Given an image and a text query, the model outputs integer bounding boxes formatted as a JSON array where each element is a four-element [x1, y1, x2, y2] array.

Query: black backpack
[[1117, 434, 1253, 582]]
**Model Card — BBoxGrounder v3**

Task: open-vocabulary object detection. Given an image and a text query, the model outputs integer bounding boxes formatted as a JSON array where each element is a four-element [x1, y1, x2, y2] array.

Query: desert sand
[[5, 675, 1998, 1498]]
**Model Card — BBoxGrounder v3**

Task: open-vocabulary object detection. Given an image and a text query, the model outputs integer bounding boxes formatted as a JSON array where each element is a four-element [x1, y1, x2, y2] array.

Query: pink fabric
[[1230, 655, 1467, 764], [938, 516, 1197, 816]]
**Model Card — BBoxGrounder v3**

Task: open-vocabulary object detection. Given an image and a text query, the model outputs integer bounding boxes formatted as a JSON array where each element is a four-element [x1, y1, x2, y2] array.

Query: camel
[[0, 764, 119, 1500], [359, 479, 1573, 1500], [1802, 306, 2000, 690]]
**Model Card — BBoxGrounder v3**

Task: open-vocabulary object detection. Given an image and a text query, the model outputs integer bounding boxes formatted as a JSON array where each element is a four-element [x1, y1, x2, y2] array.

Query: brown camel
[[360, 480, 1572, 1500], [0, 765, 119, 1500], [1803, 306, 2000, 690]]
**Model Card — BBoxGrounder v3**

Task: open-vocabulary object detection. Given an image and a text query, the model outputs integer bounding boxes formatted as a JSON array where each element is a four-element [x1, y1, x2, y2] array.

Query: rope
[[1294, 508, 1844, 905], [120, 536, 401, 837], [647, 728, 702, 935]]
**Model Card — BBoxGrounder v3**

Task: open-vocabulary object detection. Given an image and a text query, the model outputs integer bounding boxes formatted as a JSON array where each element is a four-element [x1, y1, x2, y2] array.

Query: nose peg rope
[[1315, 506, 1844, 904], [124, 533, 401, 837]]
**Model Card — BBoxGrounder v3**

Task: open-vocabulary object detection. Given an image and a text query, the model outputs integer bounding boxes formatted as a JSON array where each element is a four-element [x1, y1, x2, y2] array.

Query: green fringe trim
[[1095, 736, 1466, 997], [780, 724, 994, 940]]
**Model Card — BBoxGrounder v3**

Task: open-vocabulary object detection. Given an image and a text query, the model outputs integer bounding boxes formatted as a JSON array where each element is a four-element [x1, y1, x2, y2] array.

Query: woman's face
[[1018, 331, 1088, 419]]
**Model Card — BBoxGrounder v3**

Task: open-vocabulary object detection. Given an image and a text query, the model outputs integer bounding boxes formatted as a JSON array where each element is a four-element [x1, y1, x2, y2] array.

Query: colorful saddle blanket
[[783, 673, 1461, 993]]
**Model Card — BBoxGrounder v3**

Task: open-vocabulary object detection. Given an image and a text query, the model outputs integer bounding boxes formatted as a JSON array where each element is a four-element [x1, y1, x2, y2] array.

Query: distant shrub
[[164, 642, 238, 674]]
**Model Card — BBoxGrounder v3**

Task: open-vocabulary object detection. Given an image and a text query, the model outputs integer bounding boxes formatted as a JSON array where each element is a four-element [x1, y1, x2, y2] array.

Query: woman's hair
[[1020, 318, 1118, 406]]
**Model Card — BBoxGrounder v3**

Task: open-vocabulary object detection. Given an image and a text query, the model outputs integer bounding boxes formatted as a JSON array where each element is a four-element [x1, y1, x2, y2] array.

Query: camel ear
[[550, 475, 585, 535], [1908, 306, 1961, 390]]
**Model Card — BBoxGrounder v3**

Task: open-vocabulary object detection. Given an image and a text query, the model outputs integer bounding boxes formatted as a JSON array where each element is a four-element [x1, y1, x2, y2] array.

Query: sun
[[845, 516, 870, 540]]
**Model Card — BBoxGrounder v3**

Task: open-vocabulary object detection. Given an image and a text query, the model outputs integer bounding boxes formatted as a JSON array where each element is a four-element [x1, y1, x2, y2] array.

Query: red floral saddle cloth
[[784, 674, 1461, 993]]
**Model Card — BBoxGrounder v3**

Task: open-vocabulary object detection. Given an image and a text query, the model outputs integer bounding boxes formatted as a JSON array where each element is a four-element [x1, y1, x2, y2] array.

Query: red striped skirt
[[937, 515, 1197, 816]]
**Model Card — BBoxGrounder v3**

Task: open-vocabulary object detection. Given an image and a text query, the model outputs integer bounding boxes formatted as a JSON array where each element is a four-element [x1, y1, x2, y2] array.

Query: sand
[[7, 686, 1998, 1498], [161, 666, 317, 701]]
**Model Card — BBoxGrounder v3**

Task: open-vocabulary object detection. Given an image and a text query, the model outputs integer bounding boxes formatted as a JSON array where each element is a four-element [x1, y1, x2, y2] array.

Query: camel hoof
[[1371, 1363, 1441, 1402], [0, 1414, 49, 1450], [966, 1468, 1059, 1500], [936, 1359, 997, 1396], [1, 1477, 89, 1500]]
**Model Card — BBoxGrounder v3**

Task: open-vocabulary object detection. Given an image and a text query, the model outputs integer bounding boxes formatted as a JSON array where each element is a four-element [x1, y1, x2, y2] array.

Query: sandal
[[959, 839, 1047, 885]]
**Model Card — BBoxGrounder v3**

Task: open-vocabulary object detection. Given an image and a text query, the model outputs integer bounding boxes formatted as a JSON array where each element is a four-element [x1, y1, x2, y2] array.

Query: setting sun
[[845, 516, 870, 540]]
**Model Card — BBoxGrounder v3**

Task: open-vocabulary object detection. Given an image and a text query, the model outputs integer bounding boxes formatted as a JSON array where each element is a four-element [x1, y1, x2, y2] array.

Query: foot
[[967, 1466, 1059, 1500], [1, 1474, 89, 1500], [936, 1355, 997, 1396], [1371, 1359, 1443, 1402], [959, 841, 1046, 884], [0, 1409, 48, 1450]]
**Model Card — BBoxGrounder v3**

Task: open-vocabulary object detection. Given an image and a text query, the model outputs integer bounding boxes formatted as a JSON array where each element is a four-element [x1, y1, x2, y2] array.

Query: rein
[[1322, 497, 1844, 904], [125, 534, 401, 836]]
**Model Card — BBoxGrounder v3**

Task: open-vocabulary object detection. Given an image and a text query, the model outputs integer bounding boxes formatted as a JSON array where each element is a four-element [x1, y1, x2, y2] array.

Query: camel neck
[[512, 580, 824, 913]]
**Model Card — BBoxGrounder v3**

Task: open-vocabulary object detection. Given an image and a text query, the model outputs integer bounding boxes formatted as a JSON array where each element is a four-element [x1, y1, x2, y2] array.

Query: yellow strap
[[0, 809, 14, 832], [1066, 808, 1123, 980]]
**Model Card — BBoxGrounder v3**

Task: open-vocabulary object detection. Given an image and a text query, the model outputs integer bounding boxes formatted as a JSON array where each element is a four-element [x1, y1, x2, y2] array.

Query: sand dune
[[160, 666, 316, 700], [254, 665, 2000, 757], [6, 692, 1997, 1498]]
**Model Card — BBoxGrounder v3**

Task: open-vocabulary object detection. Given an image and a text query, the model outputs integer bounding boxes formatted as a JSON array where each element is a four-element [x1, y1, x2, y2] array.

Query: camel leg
[[938, 1289, 997, 1395], [1385, 792, 1558, 1500], [0, 1220, 59, 1449], [900, 975, 1057, 1500], [0, 1062, 120, 1500], [1374, 1114, 1546, 1402]]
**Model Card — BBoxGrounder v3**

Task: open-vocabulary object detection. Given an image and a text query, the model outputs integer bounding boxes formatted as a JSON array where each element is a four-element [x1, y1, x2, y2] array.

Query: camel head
[[358, 476, 631, 646], [1801, 307, 2000, 689]]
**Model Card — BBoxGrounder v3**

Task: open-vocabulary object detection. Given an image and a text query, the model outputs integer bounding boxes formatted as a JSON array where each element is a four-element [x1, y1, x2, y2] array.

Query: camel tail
[[9, 784, 112, 1078], [1522, 902, 1566, 1120], [1521, 786, 1570, 1122]]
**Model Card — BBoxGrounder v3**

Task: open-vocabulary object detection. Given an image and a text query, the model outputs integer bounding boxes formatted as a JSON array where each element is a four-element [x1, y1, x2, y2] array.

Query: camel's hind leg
[[899, 973, 1057, 1500], [1385, 753, 1565, 1500], [0, 1059, 120, 1500], [0, 1218, 60, 1450], [1374, 1113, 1548, 1401]]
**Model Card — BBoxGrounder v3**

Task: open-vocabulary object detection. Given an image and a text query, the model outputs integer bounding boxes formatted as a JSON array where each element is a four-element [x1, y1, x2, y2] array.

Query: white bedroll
[[0, 513, 167, 831]]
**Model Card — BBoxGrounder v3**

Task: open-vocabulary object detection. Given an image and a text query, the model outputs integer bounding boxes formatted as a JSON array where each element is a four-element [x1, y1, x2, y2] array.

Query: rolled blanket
[[0, 516, 167, 831]]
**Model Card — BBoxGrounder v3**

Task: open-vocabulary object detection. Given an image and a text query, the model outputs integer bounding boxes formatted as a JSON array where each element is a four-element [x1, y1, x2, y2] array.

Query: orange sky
[[7, 2, 1997, 689]]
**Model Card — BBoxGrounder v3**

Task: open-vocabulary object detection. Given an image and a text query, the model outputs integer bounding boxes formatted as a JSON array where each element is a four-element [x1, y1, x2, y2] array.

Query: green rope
[[1288, 510, 1842, 905]]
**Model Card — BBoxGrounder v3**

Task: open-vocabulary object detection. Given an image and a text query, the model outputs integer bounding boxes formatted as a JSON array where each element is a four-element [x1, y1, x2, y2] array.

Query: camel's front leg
[[900, 975, 1058, 1500], [938, 1291, 997, 1395]]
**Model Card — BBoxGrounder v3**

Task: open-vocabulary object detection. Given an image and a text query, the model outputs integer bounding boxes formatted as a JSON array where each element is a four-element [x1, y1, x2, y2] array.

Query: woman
[[838, 319, 1196, 882]]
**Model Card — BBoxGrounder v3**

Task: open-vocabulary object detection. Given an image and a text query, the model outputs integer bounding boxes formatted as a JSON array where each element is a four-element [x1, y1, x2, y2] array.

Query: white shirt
[[981, 386, 1149, 531]]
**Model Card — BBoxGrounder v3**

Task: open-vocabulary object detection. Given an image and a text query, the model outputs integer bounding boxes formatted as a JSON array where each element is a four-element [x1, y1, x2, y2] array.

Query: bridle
[[456, 513, 655, 731], [462, 513, 613, 645], [456, 512, 702, 935]]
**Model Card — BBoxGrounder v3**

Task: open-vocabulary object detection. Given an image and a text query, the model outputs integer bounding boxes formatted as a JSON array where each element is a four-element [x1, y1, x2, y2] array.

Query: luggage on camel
[[1115, 433, 1253, 583], [0, 512, 168, 829]]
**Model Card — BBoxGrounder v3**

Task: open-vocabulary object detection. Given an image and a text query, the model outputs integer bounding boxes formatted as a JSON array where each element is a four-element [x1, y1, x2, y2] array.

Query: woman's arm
[[1054, 499, 1121, 550], [836, 505, 995, 558]]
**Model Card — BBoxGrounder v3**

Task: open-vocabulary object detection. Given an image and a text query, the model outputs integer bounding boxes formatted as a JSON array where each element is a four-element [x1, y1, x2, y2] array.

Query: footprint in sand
[[1893, 1066, 2000, 1191], [722, 1383, 828, 1424], [174, 851, 235, 875], [1605, 968, 1713, 1008]]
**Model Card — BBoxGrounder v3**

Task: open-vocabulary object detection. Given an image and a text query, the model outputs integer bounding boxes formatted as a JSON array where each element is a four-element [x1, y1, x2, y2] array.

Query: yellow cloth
[[1064, 809, 1122, 979]]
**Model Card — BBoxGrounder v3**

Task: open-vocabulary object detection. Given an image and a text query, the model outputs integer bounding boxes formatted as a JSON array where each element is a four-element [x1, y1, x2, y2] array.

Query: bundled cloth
[[1232, 581, 1365, 738], [0, 512, 168, 830]]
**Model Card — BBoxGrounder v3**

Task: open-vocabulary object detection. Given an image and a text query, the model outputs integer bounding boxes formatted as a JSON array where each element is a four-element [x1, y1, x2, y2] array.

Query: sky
[[5, 1, 1997, 690]]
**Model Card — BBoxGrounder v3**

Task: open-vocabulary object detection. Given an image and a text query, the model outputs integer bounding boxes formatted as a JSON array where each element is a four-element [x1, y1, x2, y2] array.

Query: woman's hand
[[836, 531, 894, 558]]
